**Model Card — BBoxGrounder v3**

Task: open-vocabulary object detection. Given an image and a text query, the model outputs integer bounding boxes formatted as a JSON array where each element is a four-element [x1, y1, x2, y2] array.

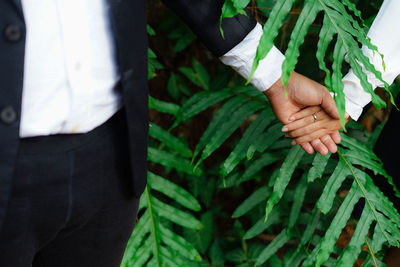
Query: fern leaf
[[159, 224, 202, 261], [183, 211, 214, 253], [219, 0, 251, 38], [281, 0, 322, 85], [344, 149, 400, 198], [307, 153, 331, 183], [288, 173, 308, 228], [331, 39, 347, 127], [310, 151, 400, 266], [122, 212, 151, 265], [159, 247, 183, 267], [148, 147, 201, 176], [237, 152, 281, 186], [347, 55, 386, 108], [151, 196, 203, 230], [317, 159, 351, 214], [265, 146, 305, 222], [221, 108, 274, 176], [286, 209, 322, 265], [147, 172, 201, 211], [341, 0, 364, 25], [149, 96, 180, 116], [249, 0, 296, 80], [336, 207, 374, 267], [340, 134, 380, 162], [231, 85, 268, 101], [369, 222, 393, 254], [192, 96, 248, 160], [248, 122, 285, 155], [315, 182, 362, 267], [172, 89, 233, 128], [124, 172, 204, 265], [255, 230, 291, 265], [316, 14, 335, 89], [179, 59, 210, 90], [197, 100, 265, 164], [243, 209, 282, 239], [299, 207, 321, 246], [353, 168, 400, 231], [343, 150, 387, 177], [232, 186, 271, 218], [324, 0, 365, 39], [320, 0, 389, 105], [131, 238, 154, 267], [149, 123, 192, 158]]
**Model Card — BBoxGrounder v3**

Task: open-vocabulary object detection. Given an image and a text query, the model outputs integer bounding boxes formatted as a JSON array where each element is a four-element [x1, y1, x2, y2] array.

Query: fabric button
[[75, 62, 81, 71], [0, 106, 17, 124], [4, 24, 22, 42]]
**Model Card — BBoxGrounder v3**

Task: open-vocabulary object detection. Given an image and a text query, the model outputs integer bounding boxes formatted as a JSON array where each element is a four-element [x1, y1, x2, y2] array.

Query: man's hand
[[264, 71, 340, 155]]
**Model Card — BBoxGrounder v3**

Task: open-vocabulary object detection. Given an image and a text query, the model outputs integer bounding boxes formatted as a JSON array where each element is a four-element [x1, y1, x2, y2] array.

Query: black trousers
[[0, 109, 140, 267]]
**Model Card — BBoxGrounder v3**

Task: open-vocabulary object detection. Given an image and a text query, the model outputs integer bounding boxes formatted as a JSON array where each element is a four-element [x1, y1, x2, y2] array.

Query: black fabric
[[0, 109, 140, 267], [0, 0, 256, 229], [161, 0, 257, 57], [371, 107, 400, 211]]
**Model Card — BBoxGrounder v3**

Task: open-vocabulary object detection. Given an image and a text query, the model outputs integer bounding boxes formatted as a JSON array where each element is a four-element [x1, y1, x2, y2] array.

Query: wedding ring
[[312, 113, 317, 122]]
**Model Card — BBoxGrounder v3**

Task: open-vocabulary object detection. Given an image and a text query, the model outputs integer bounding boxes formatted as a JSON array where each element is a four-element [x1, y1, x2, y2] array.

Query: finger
[[286, 121, 321, 138], [294, 129, 330, 144], [284, 110, 330, 133], [320, 135, 337, 153], [311, 138, 329, 155], [330, 131, 341, 144], [300, 142, 314, 154], [321, 89, 339, 120], [282, 115, 314, 132], [289, 106, 320, 121]]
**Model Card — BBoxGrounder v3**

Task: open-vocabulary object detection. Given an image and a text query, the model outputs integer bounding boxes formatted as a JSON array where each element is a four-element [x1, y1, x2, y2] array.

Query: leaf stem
[[145, 186, 162, 266], [338, 149, 390, 244], [365, 237, 378, 267]]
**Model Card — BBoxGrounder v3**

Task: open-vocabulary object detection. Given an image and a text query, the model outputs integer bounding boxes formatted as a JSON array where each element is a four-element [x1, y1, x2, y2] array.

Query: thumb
[[321, 90, 339, 120]]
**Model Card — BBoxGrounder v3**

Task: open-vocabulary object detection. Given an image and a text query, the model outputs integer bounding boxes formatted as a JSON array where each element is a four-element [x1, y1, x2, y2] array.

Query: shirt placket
[[56, 0, 93, 133]]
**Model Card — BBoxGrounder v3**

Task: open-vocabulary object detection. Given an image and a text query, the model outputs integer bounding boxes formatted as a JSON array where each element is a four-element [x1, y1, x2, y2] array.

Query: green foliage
[[242, 0, 392, 127], [122, 1, 400, 266]]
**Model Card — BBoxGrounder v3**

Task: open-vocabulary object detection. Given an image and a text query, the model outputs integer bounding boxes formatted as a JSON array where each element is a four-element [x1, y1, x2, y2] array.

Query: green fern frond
[[225, 0, 393, 125], [221, 108, 274, 177], [122, 173, 203, 266], [264, 146, 305, 222]]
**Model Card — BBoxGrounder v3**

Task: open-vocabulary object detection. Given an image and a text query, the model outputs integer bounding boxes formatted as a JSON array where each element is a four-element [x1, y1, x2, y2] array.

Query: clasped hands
[[264, 71, 350, 155]]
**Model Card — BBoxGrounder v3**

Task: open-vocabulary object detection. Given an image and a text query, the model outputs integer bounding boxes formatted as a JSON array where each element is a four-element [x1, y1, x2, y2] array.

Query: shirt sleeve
[[219, 23, 285, 92], [343, 0, 400, 120]]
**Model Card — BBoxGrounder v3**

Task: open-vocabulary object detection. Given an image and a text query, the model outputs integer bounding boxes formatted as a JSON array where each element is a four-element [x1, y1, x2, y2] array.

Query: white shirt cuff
[[342, 67, 383, 121], [219, 23, 285, 92]]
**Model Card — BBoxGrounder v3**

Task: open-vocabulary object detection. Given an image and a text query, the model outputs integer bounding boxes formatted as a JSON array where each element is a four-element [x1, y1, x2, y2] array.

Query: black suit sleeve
[[161, 0, 257, 57]]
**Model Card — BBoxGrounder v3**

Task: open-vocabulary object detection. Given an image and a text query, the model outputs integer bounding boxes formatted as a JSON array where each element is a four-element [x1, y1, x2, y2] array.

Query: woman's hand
[[282, 106, 349, 147]]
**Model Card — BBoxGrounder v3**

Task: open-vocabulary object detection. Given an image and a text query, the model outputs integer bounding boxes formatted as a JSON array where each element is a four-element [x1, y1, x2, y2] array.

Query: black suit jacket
[[0, 0, 256, 224]]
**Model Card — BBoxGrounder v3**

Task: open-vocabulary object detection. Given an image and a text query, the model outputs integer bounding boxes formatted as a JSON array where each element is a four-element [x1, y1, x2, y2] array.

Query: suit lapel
[[106, 0, 121, 10], [9, 0, 24, 18]]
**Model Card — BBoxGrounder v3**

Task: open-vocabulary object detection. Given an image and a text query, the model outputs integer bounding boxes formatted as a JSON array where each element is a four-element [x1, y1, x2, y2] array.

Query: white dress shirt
[[21, 0, 286, 138], [20, 0, 121, 138], [221, 0, 400, 121], [342, 0, 400, 120], [21, 0, 395, 138]]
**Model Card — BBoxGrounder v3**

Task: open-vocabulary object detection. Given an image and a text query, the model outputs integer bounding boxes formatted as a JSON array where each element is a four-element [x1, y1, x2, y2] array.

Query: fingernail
[[291, 140, 296, 145], [282, 126, 288, 132], [289, 116, 295, 121]]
